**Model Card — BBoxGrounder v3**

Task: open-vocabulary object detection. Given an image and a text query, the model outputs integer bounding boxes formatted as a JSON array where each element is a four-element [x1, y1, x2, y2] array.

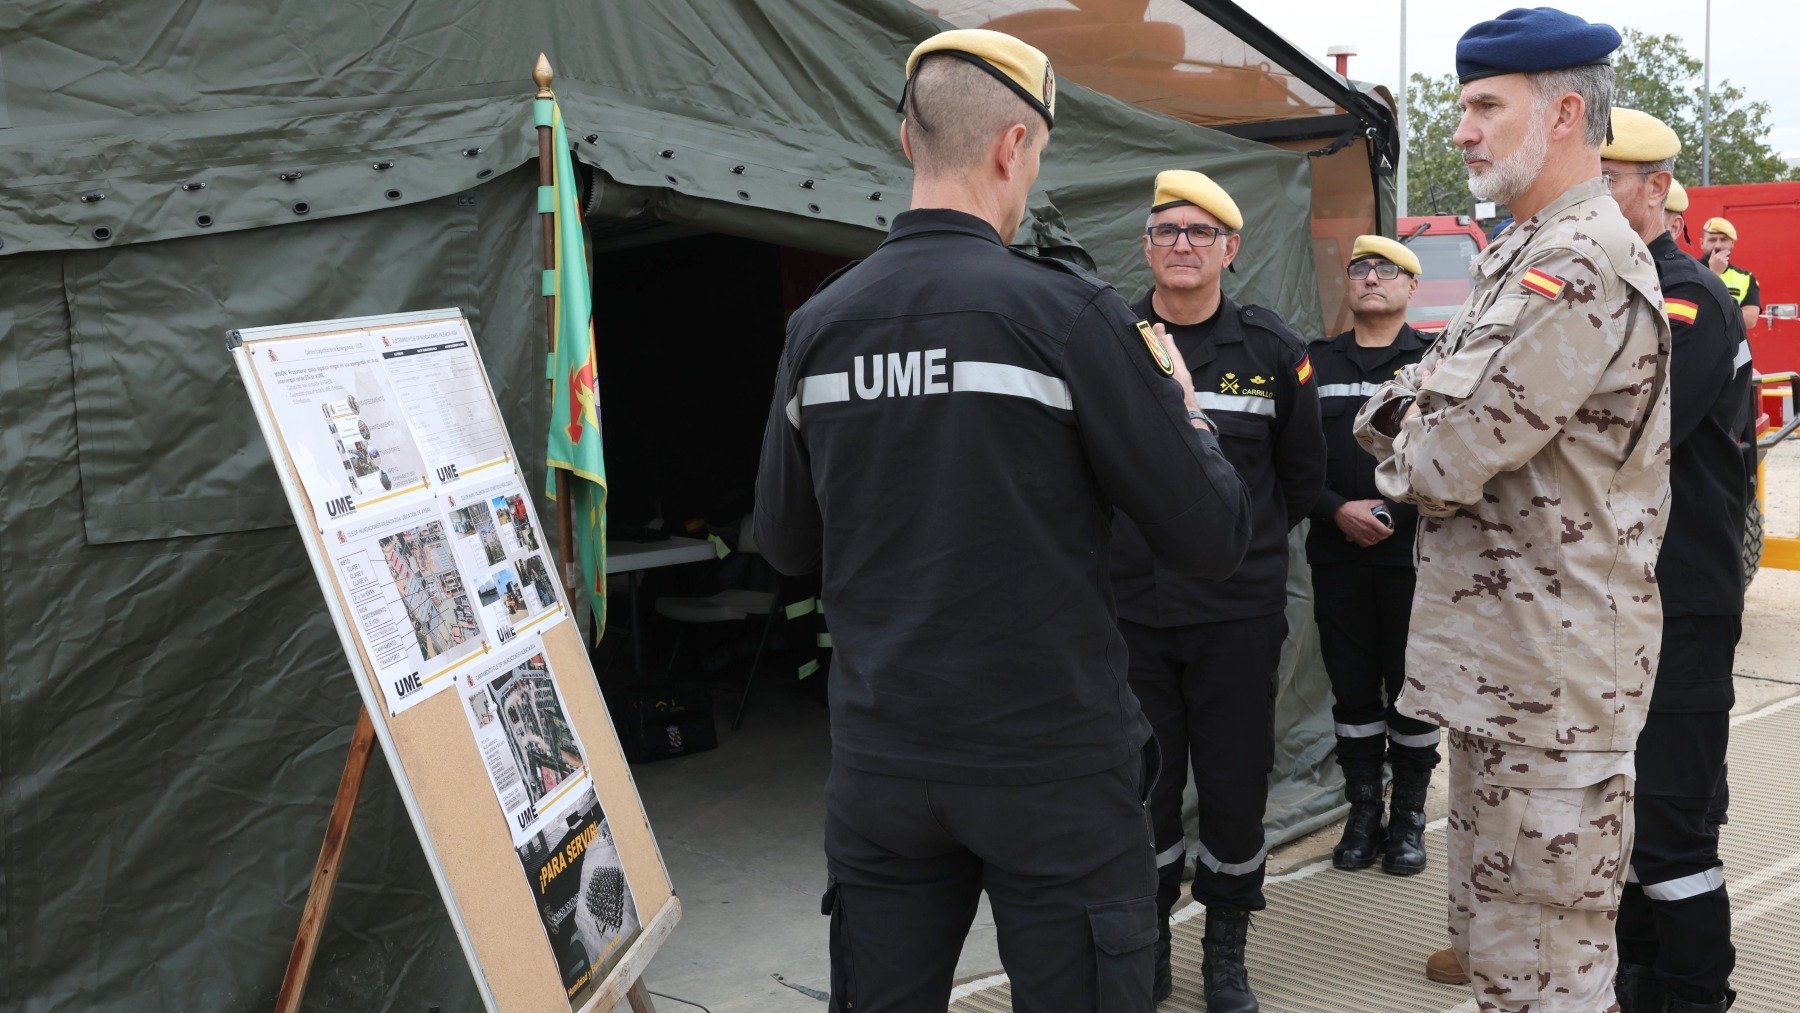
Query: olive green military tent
[[0, 0, 1394, 1007]]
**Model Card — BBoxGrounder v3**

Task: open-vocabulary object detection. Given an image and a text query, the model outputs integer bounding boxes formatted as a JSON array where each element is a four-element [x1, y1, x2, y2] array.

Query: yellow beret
[[1349, 235, 1422, 277], [1703, 217, 1737, 240], [1601, 108, 1681, 163], [1665, 179, 1688, 212], [1150, 170, 1243, 230], [901, 29, 1055, 128]]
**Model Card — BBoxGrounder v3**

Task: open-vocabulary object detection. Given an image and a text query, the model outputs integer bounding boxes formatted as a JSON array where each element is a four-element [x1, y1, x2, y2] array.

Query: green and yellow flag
[[538, 94, 608, 636]]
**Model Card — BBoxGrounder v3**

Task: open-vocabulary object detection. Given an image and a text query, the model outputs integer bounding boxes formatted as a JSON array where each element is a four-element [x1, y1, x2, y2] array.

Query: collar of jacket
[[1135, 289, 1246, 345], [881, 208, 1005, 248], [1476, 175, 1611, 279]]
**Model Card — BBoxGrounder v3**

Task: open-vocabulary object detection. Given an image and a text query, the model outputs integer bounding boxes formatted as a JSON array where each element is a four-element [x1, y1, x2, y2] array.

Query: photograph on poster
[[441, 473, 564, 644], [248, 331, 428, 522], [326, 498, 486, 714], [515, 786, 640, 1008], [457, 641, 592, 845]]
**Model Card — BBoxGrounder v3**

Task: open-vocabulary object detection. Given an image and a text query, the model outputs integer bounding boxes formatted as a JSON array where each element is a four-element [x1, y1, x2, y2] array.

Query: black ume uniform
[[1617, 231, 1757, 1003], [1110, 291, 1324, 919], [1304, 326, 1441, 776], [755, 209, 1250, 1013]]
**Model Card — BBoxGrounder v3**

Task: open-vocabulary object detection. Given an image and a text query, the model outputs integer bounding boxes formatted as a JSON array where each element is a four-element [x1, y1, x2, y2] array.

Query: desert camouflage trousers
[[1446, 730, 1636, 1012]]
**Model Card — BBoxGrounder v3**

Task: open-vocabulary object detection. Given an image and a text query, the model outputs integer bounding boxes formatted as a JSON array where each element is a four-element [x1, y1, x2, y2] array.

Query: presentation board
[[230, 308, 677, 1011]]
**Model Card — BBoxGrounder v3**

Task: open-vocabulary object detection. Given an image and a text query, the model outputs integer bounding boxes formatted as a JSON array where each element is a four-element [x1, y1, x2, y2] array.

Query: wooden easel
[[271, 54, 658, 1013]]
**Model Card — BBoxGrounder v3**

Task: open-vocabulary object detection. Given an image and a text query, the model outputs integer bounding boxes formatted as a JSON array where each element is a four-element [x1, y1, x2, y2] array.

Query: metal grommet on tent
[[81, 191, 106, 203], [182, 181, 206, 191], [731, 165, 745, 174], [463, 147, 482, 157], [477, 169, 493, 179], [664, 175, 677, 185], [196, 213, 214, 227], [737, 190, 749, 200], [869, 192, 882, 200], [801, 179, 815, 189], [292, 201, 311, 215], [279, 171, 303, 181], [92, 226, 112, 240], [876, 215, 888, 226], [808, 203, 820, 214], [583, 134, 598, 144], [385, 189, 402, 201], [371, 160, 394, 171]]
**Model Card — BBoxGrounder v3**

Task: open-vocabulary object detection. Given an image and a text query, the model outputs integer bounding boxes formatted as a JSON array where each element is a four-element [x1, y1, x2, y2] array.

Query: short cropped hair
[[905, 55, 1041, 174], [1530, 63, 1614, 148]]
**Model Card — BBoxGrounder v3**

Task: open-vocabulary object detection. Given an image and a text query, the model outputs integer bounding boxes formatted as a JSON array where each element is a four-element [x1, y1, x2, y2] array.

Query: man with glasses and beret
[[1305, 235, 1440, 880], [756, 29, 1251, 1013], [1110, 168, 1324, 1012], [1600, 107, 1753, 1013]]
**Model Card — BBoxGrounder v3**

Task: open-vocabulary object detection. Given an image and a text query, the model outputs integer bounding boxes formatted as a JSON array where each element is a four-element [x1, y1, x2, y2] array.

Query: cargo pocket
[[1087, 895, 1158, 1011], [821, 878, 856, 1010], [1474, 774, 1633, 910]]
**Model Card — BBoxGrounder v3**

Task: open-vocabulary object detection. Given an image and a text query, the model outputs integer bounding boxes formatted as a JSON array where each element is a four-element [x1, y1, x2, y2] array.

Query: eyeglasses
[[1347, 260, 1404, 280], [1601, 168, 1655, 186], [1147, 223, 1230, 248]]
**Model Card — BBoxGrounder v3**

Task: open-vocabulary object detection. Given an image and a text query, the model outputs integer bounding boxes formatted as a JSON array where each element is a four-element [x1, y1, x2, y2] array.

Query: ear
[[900, 118, 915, 165], [1143, 232, 1155, 266], [1548, 91, 1585, 142], [995, 123, 1028, 180], [1645, 171, 1672, 209], [1406, 276, 1419, 297], [1221, 232, 1242, 269]]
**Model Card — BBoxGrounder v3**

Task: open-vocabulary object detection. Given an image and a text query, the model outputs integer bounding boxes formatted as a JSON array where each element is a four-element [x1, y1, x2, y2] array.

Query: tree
[[1405, 28, 1794, 216]]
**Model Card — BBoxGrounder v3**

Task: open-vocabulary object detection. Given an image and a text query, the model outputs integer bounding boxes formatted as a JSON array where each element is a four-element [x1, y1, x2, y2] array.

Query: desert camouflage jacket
[[1355, 176, 1672, 753]]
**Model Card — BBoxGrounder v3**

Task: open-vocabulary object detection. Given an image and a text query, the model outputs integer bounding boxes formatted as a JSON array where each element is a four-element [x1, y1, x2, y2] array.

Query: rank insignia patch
[[1665, 298, 1699, 325], [1137, 320, 1174, 376], [1520, 268, 1566, 300]]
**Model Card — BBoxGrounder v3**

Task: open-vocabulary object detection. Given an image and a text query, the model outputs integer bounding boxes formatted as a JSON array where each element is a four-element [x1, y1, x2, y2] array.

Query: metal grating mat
[[951, 695, 1800, 1012]]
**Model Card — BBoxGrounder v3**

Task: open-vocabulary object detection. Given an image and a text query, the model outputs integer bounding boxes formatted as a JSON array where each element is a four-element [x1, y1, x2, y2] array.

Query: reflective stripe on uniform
[[1632, 865, 1727, 901], [1734, 339, 1753, 371], [1317, 382, 1383, 399], [1335, 720, 1387, 739], [951, 361, 1071, 410], [786, 371, 852, 426], [786, 361, 1069, 426], [1194, 392, 1277, 417], [1388, 727, 1442, 749], [1155, 840, 1187, 869], [1193, 839, 1268, 877]]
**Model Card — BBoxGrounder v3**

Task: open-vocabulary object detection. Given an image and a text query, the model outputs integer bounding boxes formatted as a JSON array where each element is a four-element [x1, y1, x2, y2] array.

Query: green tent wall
[[1, 1, 1388, 1007]]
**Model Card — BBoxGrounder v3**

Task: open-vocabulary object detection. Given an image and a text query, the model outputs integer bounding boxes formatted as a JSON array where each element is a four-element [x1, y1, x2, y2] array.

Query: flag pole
[[535, 54, 580, 615]]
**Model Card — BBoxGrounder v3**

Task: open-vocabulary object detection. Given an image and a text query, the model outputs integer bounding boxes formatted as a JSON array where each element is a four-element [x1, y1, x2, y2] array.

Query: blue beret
[[1457, 8, 1620, 83]]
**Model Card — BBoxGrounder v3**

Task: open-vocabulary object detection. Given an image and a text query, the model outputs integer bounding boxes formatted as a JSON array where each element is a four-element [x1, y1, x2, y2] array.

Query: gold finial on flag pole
[[534, 53, 554, 98]]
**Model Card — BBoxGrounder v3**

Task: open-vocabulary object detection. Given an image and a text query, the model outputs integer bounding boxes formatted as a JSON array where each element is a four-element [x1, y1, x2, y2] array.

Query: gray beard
[[1467, 128, 1549, 205]]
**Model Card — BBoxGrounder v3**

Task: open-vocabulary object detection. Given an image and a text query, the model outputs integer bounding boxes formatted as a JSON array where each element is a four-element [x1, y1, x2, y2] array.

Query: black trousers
[[1618, 614, 1740, 999], [823, 749, 1158, 1013], [1311, 562, 1440, 776], [1122, 612, 1285, 922]]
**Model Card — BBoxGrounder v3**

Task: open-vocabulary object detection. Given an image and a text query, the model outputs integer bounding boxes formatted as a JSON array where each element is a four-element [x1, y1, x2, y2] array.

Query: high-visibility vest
[[1721, 264, 1757, 305]]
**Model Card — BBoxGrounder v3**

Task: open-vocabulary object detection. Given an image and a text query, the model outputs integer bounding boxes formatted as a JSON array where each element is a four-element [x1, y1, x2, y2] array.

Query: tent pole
[[274, 707, 377, 1013], [536, 54, 580, 616]]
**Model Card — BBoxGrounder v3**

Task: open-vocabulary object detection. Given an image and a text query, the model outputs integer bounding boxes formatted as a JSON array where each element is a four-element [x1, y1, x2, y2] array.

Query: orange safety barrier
[[1756, 373, 1800, 571]]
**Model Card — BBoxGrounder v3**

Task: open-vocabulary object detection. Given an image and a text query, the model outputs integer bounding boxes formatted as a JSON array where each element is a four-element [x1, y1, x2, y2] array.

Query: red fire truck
[[1396, 214, 1490, 332]]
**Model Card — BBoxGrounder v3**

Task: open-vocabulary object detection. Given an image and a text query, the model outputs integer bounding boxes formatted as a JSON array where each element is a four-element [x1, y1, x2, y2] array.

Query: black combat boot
[[1663, 988, 1736, 1012], [1201, 906, 1259, 1012], [1332, 769, 1385, 870], [1153, 933, 1172, 1004], [1382, 766, 1430, 876], [1615, 963, 1664, 1013]]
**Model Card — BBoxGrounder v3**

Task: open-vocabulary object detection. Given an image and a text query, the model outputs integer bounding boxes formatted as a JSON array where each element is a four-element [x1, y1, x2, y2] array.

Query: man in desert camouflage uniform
[[1355, 9, 1672, 1011]]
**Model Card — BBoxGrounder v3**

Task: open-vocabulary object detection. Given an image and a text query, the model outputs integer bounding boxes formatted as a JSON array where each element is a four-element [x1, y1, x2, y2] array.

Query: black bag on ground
[[609, 681, 718, 762]]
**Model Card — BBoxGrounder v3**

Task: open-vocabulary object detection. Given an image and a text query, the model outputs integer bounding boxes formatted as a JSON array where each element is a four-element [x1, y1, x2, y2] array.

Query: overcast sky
[[1238, 0, 1800, 163]]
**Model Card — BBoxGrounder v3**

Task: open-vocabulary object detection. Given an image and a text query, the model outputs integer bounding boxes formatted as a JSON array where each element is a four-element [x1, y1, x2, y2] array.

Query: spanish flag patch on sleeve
[[1665, 298, 1699, 325], [1295, 354, 1313, 384], [1519, 268, 1566, 300]]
